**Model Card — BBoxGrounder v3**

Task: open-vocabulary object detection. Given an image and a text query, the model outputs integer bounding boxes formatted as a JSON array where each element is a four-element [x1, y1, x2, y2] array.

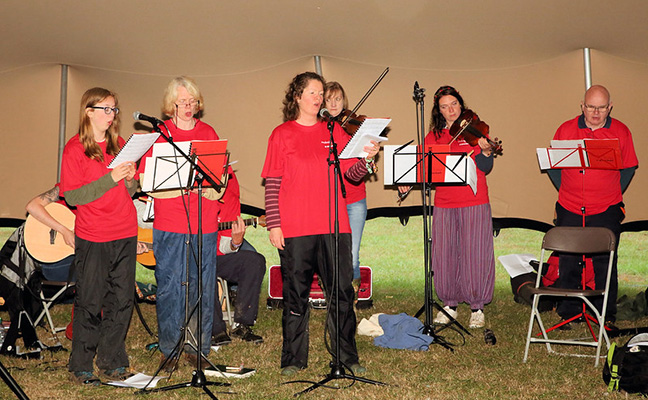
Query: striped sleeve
[[264, 176, 282, 230]]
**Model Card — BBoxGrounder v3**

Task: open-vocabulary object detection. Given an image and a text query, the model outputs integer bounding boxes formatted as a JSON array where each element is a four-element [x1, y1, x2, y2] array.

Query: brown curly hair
[[282, 72, 325, 122]]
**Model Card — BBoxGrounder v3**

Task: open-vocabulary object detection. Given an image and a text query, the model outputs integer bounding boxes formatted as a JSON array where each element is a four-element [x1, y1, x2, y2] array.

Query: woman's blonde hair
[[78, 87, 121, 161], [324, 81, 349, 110], [161, 76, 205, 118]]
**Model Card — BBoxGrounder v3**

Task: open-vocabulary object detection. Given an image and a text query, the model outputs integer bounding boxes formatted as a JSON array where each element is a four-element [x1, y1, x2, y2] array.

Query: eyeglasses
[[88, 106, 120, 115], [175, 99, 200, 107], [583, 104, 609, 113]]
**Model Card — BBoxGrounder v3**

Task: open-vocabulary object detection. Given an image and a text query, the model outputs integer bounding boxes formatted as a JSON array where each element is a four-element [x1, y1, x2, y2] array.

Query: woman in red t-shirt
[[262, 72, 378, 377], [60, 87, 138, 384], [401, 85, 496, 330]]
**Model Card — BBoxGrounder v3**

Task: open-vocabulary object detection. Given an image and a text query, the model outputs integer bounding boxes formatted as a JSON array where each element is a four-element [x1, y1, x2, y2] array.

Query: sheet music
[[141, 141, 192, 192], [383, 145, 418, 185], [444, 155, 478, 195], [339, 118, 390, 159], [108, 132, 160, 169]]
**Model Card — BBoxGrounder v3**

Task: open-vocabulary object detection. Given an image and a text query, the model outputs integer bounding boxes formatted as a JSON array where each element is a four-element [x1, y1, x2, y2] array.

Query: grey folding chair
[[217, 277, 233, 328], [523, 226, 616, 367]]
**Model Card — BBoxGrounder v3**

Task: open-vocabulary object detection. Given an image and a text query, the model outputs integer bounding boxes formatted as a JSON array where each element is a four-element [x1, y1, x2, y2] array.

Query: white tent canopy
[[2, 0, 646, 228]]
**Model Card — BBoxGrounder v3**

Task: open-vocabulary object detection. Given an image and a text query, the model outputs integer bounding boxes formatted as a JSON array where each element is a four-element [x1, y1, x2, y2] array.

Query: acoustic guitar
[[23, 203, 75, 263], [136, 215, 266, 268]]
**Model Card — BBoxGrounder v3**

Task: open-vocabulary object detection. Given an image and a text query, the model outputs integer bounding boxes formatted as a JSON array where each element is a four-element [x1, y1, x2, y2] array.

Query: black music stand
[[399, 83, 472, 349], [286, 120, 385, 396], [136, 124, 231, 399], [0, 359, 30, 400]]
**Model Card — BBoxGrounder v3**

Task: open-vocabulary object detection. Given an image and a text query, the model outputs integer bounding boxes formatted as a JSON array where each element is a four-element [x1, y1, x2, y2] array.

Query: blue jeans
[[153, 229, 217, 357], [40, 255, 75, 282], [346, 198, 367, 280]]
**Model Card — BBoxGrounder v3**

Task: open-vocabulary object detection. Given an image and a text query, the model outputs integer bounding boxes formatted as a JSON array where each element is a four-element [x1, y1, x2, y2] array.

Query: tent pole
[[583, 48, 592, 90], [314, 55, 323, 76], [57, 64, 68, 181]]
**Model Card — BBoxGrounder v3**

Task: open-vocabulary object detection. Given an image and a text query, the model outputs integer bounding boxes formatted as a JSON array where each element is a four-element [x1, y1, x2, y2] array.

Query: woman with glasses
[[60, 87, 139, 385], [262, 72, 379, 377], [137, 76, 221, 372]]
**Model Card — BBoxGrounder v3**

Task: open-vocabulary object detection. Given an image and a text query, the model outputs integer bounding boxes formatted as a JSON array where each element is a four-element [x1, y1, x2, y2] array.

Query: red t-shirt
[[338, 133, 367, 204], [60, 134, 137, 242], [424, 129, 490, 208], [216, 168, 240, 255], [137, 120, 221, 234], [554, 115, 638, 215], [261, 120, 351, 238]]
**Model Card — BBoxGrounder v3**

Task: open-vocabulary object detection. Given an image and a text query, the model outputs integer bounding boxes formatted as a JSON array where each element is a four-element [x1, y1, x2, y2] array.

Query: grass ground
[[0, 217, 647, 399]]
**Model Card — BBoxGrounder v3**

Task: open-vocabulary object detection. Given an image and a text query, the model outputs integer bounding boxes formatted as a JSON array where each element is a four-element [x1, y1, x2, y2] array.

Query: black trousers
[[554, 202, 623, 322], [212, 250, 266, 334], [279, 233, 358, 369], [69, 236, 136, 372]]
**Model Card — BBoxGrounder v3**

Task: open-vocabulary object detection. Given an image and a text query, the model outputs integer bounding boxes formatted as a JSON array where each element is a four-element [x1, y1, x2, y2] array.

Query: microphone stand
[[136, 122, 230, 399], [411, 83, 470, 350], [289, 120, 385, 395]]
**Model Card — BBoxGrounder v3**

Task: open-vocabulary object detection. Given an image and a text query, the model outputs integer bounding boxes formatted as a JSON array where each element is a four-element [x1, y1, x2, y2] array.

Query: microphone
[[319, 108, 336, 122], [133, 111, 163, 126]]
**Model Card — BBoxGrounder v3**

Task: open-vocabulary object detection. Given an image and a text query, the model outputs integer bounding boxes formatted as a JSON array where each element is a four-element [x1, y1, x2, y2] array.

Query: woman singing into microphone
[[262, 72, 379, 377]]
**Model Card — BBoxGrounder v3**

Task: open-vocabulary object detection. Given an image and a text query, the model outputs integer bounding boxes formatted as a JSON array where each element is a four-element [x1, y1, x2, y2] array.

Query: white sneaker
[[469, 310, 485, 328], [434, 306, 458, 324]]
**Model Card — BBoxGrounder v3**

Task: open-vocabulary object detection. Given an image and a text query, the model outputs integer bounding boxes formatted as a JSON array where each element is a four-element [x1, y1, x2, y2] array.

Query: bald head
[[584, 85, 611, 104], [581, 85, 612, 130]]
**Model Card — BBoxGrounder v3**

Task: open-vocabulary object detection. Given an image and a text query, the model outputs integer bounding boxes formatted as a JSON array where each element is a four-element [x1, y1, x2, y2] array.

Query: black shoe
[[211, 331, 232, 346], [605, 321, 619, 331], [231, 324, 263, 344]]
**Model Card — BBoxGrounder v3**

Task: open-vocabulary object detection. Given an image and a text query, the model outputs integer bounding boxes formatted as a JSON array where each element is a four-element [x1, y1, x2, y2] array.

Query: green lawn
[[0, 218, 647, 399]]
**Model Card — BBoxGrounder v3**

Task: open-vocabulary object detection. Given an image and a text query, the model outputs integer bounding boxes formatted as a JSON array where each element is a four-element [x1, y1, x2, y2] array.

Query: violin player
[[324, 81, 376, 301], [399, 85, 496, 329]]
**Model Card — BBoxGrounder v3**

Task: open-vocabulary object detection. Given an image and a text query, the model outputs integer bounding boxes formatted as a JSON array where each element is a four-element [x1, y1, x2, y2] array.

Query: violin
[[339, 109, 368, 136], [336, 67, 390, 136], [449, 109, 502, 156]]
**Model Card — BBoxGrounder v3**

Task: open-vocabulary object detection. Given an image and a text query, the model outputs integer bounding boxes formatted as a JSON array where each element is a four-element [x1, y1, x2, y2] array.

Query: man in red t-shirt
[[211, 170, 265, 346], [547, 85, 638, 328]]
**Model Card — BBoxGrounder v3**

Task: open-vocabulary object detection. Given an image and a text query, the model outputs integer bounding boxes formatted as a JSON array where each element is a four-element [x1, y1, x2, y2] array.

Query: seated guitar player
[[212, 170, 266, 346]]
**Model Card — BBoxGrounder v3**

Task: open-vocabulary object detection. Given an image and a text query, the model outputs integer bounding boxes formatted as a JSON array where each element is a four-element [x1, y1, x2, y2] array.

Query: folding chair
[[523, 226, 616, 366], [33, 280, 74, 347], [217, 277, 234, 328]]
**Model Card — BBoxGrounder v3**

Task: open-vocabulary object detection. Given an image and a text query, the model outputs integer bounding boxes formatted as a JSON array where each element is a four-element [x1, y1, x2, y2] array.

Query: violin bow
[[340, 67, 390, 128]]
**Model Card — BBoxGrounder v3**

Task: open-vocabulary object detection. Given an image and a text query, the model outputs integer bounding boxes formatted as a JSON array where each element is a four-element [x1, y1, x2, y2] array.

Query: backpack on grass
[[603, 333, 648, 395]]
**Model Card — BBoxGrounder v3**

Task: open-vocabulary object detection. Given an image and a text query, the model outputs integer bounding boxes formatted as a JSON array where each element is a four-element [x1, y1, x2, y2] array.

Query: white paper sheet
[[108, 132, 160, 169], [339, 118, 390, 159], [141, 141, 193, 192], [497, 253, 536, 278], [106, 373, 167, 389]]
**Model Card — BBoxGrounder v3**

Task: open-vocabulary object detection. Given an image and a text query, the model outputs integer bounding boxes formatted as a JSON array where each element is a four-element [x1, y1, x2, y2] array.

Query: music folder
[[141, 139, 229, 192], [536, 138, 622, 170]]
